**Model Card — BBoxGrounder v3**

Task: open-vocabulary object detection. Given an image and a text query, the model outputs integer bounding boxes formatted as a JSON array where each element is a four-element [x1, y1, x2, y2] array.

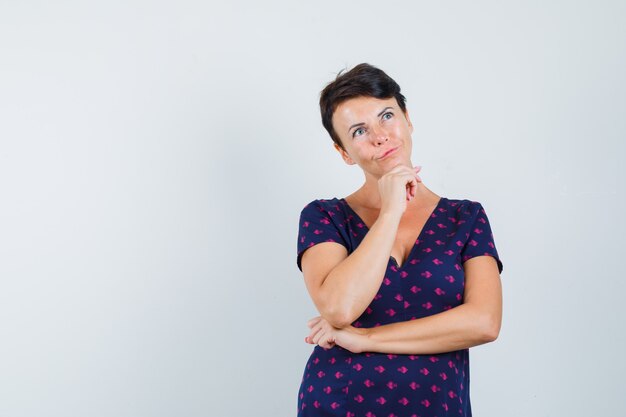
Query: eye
[[353, 127, 365, 138], [382, 112, 394, 120]]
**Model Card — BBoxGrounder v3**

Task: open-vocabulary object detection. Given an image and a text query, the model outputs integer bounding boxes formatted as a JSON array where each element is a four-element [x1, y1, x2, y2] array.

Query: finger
[[312, 328, 325, 344], [414, 166, 422, 189], [318, 334, 330, 348], [307, 317, 322, 328], [313, 323, 332, 344], [320, 336, 335, 349], [406, 176, 414, 196], [320, 333, 336, 349], [308, 325, 323, 341], [408, 176, 417, 197], [408, 178, 416, 200], [307, 316, 321, 326]]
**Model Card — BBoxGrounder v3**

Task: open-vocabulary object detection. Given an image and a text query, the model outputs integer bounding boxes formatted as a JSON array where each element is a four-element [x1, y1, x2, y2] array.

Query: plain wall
[[1, 0, 625, 416]]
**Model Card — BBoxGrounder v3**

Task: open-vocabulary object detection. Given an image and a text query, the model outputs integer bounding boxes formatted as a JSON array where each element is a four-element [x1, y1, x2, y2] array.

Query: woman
[[296, 63, 503, 416]]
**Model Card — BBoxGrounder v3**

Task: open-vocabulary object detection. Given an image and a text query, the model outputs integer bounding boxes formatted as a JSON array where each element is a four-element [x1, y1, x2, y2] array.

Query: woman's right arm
[[300, 165, 420, 328]]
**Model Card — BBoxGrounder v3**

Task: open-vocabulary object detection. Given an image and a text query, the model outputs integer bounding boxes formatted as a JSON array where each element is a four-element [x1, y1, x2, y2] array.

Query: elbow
[[322, 305, 354, 329], [329, 316, 352, 329], [479, 313, 501, 343], [483, 326, 499, 343]]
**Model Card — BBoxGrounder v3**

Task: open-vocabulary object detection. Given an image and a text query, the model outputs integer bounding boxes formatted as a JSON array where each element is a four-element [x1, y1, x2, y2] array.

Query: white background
[[1, 1, 625, 416]]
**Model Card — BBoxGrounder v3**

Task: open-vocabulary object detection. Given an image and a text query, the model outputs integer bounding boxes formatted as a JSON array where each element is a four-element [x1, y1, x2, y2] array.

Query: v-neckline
[[339, 196, 445, 269]]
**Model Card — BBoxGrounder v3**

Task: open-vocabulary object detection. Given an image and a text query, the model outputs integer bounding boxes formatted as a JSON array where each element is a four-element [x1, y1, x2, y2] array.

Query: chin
[[388, 159, 411, 168]]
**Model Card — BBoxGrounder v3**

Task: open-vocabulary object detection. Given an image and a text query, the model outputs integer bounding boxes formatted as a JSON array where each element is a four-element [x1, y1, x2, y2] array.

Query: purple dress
[[296, 197, 503, 417]]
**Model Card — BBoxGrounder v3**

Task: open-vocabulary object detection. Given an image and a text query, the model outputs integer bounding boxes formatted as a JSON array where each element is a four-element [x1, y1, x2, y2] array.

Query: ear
[[403, 109, 414, 134], [334, 142, 356, 165]]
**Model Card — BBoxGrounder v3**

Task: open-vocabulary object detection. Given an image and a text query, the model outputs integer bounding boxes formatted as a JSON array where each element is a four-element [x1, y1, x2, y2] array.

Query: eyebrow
[[347, 122, 364, 134], [347, 107, 394, 134], [377, 106, 393, 117]]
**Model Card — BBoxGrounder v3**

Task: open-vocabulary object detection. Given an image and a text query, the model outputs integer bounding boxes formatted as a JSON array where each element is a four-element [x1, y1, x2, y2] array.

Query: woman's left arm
[[307, 256, 502, 354]]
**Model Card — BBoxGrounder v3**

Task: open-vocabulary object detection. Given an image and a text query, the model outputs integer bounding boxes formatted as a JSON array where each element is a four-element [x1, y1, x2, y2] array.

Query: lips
[[378, 147, 398, 159]]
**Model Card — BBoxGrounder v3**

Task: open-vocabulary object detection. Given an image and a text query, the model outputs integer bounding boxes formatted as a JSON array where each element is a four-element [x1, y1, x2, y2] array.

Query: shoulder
[[300, 198, 336, 211], [299, 198, 344, 219], [297, 198, 352, 236], [296, 198, 351, 271], [442, 197, 485, 218]]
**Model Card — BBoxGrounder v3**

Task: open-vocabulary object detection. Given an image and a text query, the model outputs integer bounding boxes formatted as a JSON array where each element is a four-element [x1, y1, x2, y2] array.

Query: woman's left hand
[[305, 316, 370, 353]]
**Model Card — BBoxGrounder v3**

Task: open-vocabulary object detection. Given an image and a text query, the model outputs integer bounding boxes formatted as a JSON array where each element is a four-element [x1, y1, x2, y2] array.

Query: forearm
[[319, 212, 401, 327], [361, 303, 499, 354]]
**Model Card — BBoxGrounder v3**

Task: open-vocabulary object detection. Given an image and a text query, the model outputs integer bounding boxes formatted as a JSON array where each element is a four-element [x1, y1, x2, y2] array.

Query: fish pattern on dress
[[296, 197, 503, 417]]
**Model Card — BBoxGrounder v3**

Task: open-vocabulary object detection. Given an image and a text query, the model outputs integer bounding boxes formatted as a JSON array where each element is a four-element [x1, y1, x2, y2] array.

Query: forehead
[[333, 96, 400, 127]]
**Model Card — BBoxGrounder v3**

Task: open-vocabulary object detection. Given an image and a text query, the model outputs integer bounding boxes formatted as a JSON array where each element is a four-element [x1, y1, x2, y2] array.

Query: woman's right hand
[[378, 165, 422, 216]]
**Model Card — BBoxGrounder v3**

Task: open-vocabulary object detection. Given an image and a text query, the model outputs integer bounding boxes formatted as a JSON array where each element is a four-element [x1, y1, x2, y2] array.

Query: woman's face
[[332, 96, 414, 178]]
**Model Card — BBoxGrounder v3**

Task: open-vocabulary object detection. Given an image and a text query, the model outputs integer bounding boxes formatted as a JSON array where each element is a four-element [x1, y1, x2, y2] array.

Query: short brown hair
[[319, 63, 407, 150]]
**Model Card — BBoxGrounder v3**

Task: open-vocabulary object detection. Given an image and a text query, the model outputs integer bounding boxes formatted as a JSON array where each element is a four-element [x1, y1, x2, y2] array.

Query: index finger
[[307, 316, 322, 327]]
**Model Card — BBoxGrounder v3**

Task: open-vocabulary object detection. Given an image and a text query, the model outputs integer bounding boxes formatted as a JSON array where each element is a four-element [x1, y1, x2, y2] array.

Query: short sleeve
[[296, 199, 350, 272], [460, 202, 504, 273]]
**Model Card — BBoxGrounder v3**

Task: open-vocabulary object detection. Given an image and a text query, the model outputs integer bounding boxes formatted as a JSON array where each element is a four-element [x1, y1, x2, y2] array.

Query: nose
[[370, 125, 388, 145]]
